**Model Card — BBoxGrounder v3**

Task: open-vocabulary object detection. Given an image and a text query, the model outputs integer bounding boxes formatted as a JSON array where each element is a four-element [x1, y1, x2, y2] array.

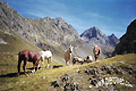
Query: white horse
[[72, 56, 85, 65], [64, 45, 73, 66], [86, 55, 93, 63], [40, 50, 52, 69]]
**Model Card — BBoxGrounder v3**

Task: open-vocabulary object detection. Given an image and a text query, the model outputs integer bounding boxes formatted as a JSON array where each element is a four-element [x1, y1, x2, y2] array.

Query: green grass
[[0, 53, 136, 90]]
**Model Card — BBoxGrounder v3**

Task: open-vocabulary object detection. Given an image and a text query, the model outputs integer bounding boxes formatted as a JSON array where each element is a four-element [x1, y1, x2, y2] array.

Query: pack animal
[[64, 45, 73, 66], [17, 50, 41, 76], [84, 56, 93, 63], [40, 50, 52, 69], [72, 57, 85, 65], [93, 45, 101, 61]]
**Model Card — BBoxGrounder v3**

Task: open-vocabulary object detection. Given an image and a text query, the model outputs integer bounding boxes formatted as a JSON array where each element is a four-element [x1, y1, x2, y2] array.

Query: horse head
[[69, 45, 73, 53]]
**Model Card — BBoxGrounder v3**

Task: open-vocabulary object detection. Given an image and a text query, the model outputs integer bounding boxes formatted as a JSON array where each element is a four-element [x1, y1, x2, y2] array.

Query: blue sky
[[3, 0, 136, 38]]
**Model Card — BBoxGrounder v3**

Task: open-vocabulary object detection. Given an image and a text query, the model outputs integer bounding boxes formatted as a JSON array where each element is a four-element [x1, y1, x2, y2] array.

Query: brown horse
[[17, 50, 41, 76], [64, 45, 73, 66], [93, 45, 101, 61]]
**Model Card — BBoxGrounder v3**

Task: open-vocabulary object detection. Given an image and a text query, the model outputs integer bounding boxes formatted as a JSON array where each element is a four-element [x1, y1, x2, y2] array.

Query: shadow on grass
[[0, 71, 31, 78], [27, 67, 34, 70], [27, 65, 63, 69], [0, 65, 63, 78], [53, 65, 63, 69]]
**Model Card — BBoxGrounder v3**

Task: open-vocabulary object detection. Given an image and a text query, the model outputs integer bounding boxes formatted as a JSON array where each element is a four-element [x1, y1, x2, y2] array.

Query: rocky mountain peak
[[108, 34, 119, 46], [80, 26, 105, 39], [43, 16, 52, 21], [92, 26, 99, 31]]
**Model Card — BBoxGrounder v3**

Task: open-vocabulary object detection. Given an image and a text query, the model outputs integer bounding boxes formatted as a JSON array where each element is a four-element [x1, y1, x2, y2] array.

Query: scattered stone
[[95, 77, 133, 88], [90, 80, 97, 86], [88, 77, 92, 81], [51, 81, 60, 88], [118, 61, 124, 64], [85, 69, 97, 75], [115, 69, 122, 75], [61, 74, 69, 82], [76, 69, 80, 73], [43, 76, 46, 79], [21, 81, 25, 83], [89, 85, 93, 88], [70, 83, 77, 91], [0, 38, 7, 44], [64, 82, 70, 91]]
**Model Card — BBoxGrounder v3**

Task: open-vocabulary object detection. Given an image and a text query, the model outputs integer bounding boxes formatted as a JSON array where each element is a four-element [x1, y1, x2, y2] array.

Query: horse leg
[[34, 60, 39, 72], [66, 60, 68, 66], [23, 60, 28, 76], [32, 61, 36, 74], [95, 55, 98, 61], [41, 57, 44, 69], [47, 58, 50, 68], [50, 57, 52, 69], [17, 58, 22, 76], [37, 59, 41, 69]]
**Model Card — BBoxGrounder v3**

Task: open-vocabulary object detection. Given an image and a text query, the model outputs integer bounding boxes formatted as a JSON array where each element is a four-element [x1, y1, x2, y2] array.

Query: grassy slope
[[0, 53, 136, 90], [0, 31, 41, 52]]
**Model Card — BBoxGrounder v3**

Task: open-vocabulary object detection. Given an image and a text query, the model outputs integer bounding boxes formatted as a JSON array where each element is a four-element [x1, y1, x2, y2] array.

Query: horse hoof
[[32, 72, 35, 74], [17, 73, 20, 77], [25, 74, 28, 76], [41, 67, 44, 70]]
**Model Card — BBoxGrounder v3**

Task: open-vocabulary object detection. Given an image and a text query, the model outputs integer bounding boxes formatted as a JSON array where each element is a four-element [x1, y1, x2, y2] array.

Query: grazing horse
[[17, 50, 41, 76], [72, 57, 85, 65], [93, 45, 101, 61], [64, 45, 73, 66], [40, 50, 52, 69], [85, 56, 93, 63]]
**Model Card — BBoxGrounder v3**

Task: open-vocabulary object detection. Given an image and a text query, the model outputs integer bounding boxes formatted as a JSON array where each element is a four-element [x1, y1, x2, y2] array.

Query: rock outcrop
[[113, 19, 136, 55], [50, 62, 135, 91]]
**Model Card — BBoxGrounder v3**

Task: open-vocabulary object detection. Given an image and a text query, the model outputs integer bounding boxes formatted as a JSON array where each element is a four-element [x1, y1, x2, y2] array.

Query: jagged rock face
[[80, 27, 119, 57], [113, 19, 136, 55], [0, 0, 80, 47], [0, 0, 93, 60]]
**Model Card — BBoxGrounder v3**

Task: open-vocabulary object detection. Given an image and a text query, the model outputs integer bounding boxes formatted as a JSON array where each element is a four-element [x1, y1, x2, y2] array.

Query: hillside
[[113, 19, 136, 55], [0, 52, 136, 91], [80, 27, 119, 57], [0, 31, 42, 52]]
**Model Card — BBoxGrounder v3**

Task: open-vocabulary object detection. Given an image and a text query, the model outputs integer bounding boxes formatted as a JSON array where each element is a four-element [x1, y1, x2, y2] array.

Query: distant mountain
[[80, 27, 119, 57], [113, 19, 136, 55], [0, 0, 98, 62], [108, 34, 119, 46]]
